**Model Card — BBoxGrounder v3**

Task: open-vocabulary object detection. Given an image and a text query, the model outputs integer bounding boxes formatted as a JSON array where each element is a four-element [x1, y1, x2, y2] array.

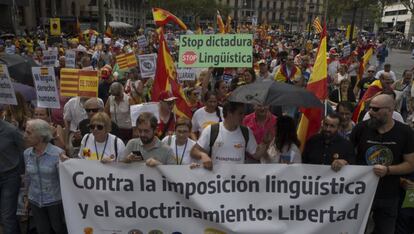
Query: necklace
[[175, 138, 188, 165], [94, 134, 109, 161]]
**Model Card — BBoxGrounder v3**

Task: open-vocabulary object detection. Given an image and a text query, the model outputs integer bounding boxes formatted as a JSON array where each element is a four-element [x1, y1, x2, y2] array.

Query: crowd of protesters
[[0, 24, 413, 234]]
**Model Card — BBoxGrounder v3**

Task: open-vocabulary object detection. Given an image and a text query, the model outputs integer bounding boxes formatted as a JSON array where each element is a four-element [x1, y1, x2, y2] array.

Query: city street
[[378, 48, 413, 78]]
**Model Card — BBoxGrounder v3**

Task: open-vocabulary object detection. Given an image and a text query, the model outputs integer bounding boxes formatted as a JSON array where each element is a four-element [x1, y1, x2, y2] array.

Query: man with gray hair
[[0, 119, 24, 234]]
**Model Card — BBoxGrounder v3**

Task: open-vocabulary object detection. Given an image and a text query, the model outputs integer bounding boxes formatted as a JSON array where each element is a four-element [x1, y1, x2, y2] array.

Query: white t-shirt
[[78, 133, 126, 161], [375, 70, 397, 81], [162, 135, 197, 165], [197, 123, 257, 164], [108, 94, 132, 129], [63, 97, 104, 131], [261, 142, 301, 164], [191, 107, 223, 133]]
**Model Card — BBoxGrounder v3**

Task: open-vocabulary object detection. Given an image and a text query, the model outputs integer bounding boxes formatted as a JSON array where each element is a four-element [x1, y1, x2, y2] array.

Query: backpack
[[84, 133, 119, 159], [208, 123, 249, 157]]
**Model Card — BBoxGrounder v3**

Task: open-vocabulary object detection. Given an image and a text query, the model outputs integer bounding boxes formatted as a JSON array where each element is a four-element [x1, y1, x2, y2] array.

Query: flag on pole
[[152, 8, 187, 30], [151, 28, 192, 119], [105, 25, 112, 38], [76, 18, 83, 41], [217, 10, 225, 34], [225, 15, 232, 33], [312, 17, 323, 34], [357, 47, 373, 83], [297, 23, 327, 151], [352, 80, 383, 123]]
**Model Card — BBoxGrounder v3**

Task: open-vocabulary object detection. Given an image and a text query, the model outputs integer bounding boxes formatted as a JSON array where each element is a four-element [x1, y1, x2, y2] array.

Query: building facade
[[381, 2, 413, 37]]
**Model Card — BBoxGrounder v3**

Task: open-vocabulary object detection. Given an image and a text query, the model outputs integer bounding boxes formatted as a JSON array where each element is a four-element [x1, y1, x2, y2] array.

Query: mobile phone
[[131, 151, 144, 161]]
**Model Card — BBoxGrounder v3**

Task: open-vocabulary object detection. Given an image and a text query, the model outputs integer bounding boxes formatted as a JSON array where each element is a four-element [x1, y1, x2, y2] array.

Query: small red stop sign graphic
[[182, 51, 197, 65]]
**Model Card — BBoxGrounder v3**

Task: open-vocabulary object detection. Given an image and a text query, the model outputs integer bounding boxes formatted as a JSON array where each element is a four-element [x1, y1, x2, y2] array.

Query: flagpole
[[324, 99, 328, 116]]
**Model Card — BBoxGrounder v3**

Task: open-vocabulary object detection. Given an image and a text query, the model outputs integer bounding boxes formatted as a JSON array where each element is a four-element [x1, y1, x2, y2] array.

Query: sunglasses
[[85, 108, 99, 113], [368, 70, 375, 73], [89, 124, 104, 131], [369, 106, 387, 112]]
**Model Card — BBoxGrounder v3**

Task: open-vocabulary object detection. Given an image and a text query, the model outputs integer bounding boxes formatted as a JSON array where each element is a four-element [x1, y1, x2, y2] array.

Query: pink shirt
[[243, 112, 277, 144]]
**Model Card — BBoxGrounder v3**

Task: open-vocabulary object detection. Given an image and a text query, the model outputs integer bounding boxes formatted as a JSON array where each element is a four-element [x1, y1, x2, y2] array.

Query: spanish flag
[[152, 8, 187, 31], [357, 46, 373, 83], [105, 25, 112, 38], [217, 10, 225, 34], [225, 15, 232, 33], [297, 24, 327, 151], [352, 80, 383, 123], [151, 28, 192, 119]]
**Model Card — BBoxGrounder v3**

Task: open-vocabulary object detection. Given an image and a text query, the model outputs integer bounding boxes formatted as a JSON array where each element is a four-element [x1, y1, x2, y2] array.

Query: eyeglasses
[[369, 106, 388, 112], [89, 124, 104, 131], [85, 108, 99, 113]]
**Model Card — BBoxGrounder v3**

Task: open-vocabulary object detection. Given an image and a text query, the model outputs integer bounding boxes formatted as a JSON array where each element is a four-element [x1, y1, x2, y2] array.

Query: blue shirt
[[24, 143, 63, 207]]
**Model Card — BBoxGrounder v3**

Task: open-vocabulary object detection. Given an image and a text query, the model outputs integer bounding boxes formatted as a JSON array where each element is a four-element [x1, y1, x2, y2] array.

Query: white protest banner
[[130, 102, 159, 127], [137, 35, 148, 49], [65, 50, 76, 68], [138, 53, 157, 78], [0, 65, 17, 105], [177, 68, 196, 82], [60, 161, 378, 234], [42, 48, 58, 67], [32, 67, 60, 108]]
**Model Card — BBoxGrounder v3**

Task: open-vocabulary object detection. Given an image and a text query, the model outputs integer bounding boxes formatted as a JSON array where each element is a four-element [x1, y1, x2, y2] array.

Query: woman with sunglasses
[[78, 112, 125, 163]]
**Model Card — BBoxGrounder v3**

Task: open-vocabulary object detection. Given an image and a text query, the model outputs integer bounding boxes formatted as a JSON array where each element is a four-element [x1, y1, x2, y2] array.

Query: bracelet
[[386, 165, 390, 175]]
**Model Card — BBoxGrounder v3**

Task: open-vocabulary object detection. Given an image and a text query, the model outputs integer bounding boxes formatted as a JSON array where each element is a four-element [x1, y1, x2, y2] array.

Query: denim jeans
[[0, 168, 21, 234]]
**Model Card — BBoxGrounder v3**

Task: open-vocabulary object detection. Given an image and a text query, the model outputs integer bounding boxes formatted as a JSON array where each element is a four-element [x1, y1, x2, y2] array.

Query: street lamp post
[[349, 0, 358, 44], [307, 4, 315, 39]]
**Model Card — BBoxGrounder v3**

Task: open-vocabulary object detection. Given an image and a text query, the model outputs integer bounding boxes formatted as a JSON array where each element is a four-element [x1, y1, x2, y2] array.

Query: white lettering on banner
[[60, 161, 378, 234]]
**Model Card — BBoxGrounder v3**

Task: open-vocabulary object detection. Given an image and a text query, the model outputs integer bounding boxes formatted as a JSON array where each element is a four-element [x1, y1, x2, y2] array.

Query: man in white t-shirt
[[190, 102, 257, 169]]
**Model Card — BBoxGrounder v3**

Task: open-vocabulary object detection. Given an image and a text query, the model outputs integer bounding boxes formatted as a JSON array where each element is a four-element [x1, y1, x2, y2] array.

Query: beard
[[367, 116, 386, 129], [141, 135, 154, 145]]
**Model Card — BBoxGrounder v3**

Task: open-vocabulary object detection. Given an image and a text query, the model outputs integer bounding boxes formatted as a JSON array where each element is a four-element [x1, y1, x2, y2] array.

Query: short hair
[[175, 117, 192, 130], [222, 101, 244, 118], [84, 97, 104, 109], [381, 89, 396, 99], [325, 112, 341, 123], [109, 82, 124, 96], [336, 101, 354, 113], [90, 112, 112, 132], [136, 112, 158, 130], [27, 119, 53, 143]]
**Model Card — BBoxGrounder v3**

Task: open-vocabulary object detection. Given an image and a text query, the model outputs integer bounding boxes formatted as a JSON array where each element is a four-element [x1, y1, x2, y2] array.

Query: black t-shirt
[[357, 76, 375, 100], [350, 121, 414, 199], [302, 133, 355, 165]]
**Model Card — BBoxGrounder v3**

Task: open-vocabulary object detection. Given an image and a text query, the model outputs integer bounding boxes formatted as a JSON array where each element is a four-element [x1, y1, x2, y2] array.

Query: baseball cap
[[159, 91, 177, 102]]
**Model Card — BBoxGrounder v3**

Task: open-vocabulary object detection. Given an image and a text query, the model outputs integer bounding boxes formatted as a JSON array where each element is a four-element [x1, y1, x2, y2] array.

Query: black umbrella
[[0, 54, 39, 86], [228, 81, 323, 108]]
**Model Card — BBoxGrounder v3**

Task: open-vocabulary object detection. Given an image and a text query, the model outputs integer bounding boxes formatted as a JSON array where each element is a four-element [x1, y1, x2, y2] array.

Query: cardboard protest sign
[[179, 34, 253, 68], [32, 67, 60, 108], [0, 65, 17, 105]]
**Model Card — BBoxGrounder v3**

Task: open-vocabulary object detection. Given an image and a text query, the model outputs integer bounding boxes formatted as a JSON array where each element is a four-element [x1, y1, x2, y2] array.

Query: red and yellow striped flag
[[312, 17, 323, 34], [60, 68, 79, 97], [151, 28, 192, 119], [352, 80, 383, 123], [357, 47, 373, 83], [297, 23, 327, 151], [217, 10, 225, 34], [116, 52, 138, 70], [60, 69, 98, 97], [152, 8, 187, 31], [225, 15, 232, 33]]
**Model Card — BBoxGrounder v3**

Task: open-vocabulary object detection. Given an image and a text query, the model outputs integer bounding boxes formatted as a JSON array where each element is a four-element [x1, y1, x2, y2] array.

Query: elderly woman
[[104, 82, 133, 143], [33, 107, 66, 150], [23, 119, 67, 234], [78, 112, 125, 162]]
